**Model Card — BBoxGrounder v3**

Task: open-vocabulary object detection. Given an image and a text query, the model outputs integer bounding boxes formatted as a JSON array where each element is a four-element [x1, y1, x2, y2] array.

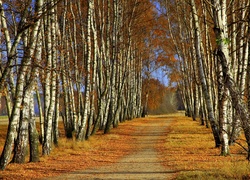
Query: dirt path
[[46, 117, 176, 180]]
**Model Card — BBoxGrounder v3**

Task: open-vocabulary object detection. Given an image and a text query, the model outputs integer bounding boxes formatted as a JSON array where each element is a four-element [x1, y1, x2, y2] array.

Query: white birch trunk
[[28, 90, 39, 162], [12, 91, 30, 163], [217, 56, 230, 155], [91, 0, 106, 135], [86, 3, 99, 138], [77, 0, 93, 140], [43, 0, 57, 155]]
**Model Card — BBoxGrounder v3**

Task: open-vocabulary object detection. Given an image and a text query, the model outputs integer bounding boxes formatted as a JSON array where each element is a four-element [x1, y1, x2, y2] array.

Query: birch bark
[[77, 0, 93, 140], [43, 0, 57, 155]]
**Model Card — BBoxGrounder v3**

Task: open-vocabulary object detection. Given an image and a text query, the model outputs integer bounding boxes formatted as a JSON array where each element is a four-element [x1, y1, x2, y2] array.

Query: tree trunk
[[12, 91, 29, 163], [29, 91, 40, 162], [217, 49, 250, 160], [77, 0, 93, 141], [217, 61, 230, 155], [43, 0, 57, 155]]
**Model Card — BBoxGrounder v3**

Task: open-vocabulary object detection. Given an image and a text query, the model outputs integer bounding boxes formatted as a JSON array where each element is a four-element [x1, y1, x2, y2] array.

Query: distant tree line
[[142, 78, 179, 115]]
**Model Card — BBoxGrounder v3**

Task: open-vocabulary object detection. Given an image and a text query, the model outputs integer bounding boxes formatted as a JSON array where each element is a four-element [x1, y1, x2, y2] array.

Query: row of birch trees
[[0, 0, 155, 170], [155, 0, 250, 158]]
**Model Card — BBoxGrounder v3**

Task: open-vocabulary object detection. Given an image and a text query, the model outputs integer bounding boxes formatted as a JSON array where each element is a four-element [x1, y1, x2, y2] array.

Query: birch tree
[[76, 0, 93, 140], [42, 0, 58, 155]]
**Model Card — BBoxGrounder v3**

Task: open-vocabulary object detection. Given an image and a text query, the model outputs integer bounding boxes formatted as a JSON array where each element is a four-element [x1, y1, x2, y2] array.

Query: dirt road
[[47, 117, 176, 180]]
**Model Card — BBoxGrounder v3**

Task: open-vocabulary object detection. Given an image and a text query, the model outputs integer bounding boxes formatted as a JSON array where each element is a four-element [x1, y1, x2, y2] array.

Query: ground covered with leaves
[[156, 113, 250, 179], [1, 113, 250, 179], [0, 119, 138, 179]]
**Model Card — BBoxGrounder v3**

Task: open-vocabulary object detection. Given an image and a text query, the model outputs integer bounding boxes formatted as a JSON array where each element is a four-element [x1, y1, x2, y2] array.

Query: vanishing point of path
[[47, 116, 176, 180]]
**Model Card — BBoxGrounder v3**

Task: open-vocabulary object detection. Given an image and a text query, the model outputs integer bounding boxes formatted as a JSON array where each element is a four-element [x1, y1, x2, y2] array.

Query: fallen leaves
[[0, 120, 138, 179]]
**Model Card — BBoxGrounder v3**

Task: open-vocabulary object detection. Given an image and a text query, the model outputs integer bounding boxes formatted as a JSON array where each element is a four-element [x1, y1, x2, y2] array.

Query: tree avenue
[[154, 0, 250, 158], [0, 0, 250, 172]]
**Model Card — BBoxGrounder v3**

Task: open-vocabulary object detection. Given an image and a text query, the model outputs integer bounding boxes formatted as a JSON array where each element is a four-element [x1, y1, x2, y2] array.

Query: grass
[[157, 113, 250, 179], [0, 116, 8, 120]]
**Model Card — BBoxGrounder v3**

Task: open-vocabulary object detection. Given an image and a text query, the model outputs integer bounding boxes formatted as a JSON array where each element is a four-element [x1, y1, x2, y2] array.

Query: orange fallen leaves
[[0, 120, 139, 179]]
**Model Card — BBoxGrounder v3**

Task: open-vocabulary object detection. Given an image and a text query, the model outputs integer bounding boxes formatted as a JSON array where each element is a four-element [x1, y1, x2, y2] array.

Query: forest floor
[[1, 112, 250, 179]]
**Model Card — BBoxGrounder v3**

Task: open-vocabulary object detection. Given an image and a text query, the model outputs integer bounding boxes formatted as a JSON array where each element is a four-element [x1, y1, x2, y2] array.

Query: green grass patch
[[0, 116, 8, 120]]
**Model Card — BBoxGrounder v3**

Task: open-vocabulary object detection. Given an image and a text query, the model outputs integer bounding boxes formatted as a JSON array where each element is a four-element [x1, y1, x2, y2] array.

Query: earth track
[[45, 117, 176, 180]]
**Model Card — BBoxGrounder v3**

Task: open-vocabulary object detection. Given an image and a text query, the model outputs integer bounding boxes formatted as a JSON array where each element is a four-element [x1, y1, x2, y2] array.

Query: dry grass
[[157, 113, 250, 180]]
